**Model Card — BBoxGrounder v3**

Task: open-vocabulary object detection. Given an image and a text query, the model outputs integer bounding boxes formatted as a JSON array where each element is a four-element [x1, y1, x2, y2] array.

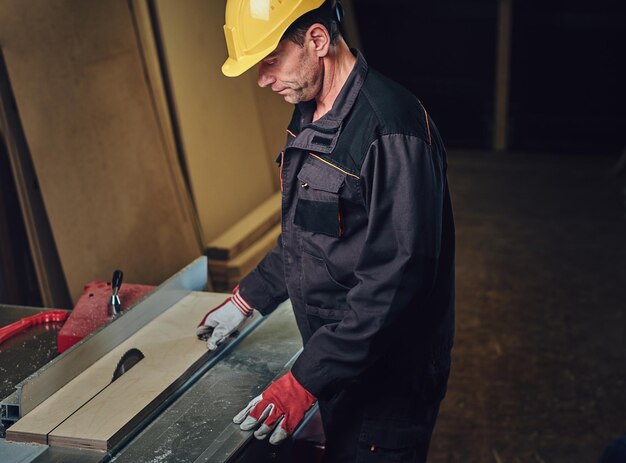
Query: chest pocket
[[294, 161, 345, 237]]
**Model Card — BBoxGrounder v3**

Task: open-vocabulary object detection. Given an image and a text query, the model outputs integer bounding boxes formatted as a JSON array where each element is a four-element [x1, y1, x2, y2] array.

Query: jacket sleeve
[[238, 234, 289, 315], [291, 134, 446, 397]]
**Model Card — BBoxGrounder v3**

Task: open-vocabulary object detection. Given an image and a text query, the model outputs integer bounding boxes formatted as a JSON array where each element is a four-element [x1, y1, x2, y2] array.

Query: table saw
[[0, 257, 323, 462]]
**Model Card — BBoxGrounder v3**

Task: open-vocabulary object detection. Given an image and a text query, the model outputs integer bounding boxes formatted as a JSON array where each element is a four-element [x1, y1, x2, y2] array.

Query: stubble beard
[[282, 56, 323, 105], [282, 88, 305, 104]]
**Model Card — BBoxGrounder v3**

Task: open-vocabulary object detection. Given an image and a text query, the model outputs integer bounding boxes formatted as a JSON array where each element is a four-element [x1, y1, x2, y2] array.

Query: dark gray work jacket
[[239, 51, 455, 400]]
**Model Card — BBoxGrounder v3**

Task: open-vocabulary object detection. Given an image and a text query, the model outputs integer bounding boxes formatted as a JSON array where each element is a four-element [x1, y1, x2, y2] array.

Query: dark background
[[352, 3, 626, 460], [354, 0, 626, 153]]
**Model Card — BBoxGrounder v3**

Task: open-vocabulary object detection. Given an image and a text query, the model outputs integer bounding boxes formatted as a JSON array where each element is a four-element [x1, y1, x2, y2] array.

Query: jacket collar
[[285, 49, 368, 155]]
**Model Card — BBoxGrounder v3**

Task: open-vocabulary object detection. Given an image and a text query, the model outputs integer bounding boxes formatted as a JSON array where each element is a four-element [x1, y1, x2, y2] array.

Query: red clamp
[[0, 310, 69, 345]]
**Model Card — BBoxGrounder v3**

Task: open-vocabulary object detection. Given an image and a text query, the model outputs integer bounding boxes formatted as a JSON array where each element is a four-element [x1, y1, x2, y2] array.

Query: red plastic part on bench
[[0, 310, 69, 345], [57, 281, 155, 353]]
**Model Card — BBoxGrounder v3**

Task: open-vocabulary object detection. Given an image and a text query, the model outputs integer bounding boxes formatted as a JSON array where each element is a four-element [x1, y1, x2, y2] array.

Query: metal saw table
[[0, 257, 320, 463], [0, 305, 66, 408]]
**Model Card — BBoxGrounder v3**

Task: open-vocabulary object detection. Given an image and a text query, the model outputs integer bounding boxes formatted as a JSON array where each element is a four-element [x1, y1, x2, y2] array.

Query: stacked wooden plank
[[207, 192, 281, 291]]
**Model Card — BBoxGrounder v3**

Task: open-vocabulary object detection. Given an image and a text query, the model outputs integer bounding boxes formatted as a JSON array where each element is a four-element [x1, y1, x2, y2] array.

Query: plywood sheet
[[0, 50, 71, 308], [249, 73, 294, 193], [7, 291, 223, 450], [0, 0, 202, 302], [154, 0, 288, 245]]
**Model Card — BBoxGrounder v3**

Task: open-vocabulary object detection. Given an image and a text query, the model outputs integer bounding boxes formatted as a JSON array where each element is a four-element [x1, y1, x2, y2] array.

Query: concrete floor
[[429, 151, 626, 463]]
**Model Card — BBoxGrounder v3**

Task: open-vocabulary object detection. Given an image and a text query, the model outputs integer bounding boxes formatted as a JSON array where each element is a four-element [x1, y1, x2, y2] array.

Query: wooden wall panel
[[154, 0, 291, 245], [1, 50, 72, 307], [251, 79, 294, 191], [0, 0, 202, 302]]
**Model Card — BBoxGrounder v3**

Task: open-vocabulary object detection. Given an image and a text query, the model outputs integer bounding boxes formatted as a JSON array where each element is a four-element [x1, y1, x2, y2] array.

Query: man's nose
[[258, 65, 275, 88]]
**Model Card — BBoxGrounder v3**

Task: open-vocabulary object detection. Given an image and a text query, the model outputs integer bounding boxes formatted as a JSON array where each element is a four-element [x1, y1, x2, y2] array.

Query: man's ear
[[306, 24, 331, 58]]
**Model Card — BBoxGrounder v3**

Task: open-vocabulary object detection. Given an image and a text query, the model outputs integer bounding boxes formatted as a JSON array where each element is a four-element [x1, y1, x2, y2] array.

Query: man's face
[[258, 39, 323, 104]]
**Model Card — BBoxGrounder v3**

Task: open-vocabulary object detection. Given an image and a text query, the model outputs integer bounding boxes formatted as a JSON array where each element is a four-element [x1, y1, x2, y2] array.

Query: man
[[196, 1, 455, 461]]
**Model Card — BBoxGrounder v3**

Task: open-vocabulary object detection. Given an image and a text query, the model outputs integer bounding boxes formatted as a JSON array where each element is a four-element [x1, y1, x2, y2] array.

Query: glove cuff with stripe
[[196, 286, 254, 350], [231, 284, 254, 317]]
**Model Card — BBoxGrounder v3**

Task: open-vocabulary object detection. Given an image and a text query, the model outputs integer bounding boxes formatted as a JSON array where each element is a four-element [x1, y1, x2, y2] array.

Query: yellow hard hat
[[222, 0, 326, 77]]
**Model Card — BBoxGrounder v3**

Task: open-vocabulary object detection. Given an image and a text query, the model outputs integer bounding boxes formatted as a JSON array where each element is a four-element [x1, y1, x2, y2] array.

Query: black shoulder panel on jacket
[[331, 67, 432, 175], [332, 97, 379, 174], [362, 68, 430, 142]]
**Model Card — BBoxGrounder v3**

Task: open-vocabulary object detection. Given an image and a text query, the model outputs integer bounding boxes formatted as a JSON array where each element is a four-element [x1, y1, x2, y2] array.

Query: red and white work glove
[[233, 371, 316, 445], [196, 287, 253, 350]]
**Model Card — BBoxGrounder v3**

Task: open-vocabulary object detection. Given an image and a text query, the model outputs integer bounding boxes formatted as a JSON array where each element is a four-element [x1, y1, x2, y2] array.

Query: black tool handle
[[112, 270, 123, 293]]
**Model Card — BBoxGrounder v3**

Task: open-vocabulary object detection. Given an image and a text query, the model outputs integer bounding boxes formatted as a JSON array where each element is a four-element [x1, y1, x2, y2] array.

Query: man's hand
[[196, 289, 253, 350], [233, 371, 316, 445]]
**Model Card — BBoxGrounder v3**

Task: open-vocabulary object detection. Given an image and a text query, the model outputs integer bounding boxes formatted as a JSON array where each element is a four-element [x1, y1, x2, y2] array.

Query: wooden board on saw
[[209, 224, 281, 291], [6, 291, 222, 451], [206, 192, 281, 261]]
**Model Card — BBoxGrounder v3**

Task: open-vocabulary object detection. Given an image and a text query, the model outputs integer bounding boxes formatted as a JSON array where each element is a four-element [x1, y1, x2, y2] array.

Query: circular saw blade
[[112, 348, 145, 382]]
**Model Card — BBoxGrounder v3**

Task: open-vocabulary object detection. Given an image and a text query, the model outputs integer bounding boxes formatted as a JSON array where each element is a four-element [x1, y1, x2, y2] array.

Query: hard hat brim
[[221, 48, 274, 77]]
